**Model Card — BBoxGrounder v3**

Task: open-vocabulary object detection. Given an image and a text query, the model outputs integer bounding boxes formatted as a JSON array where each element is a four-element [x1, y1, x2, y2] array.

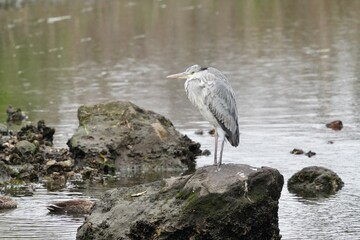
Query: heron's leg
[[218, 134, 226, 166], [214, 130, 218, 166]]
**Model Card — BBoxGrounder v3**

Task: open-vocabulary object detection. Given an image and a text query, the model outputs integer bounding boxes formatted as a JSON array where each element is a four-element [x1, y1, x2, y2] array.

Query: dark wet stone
[[288, 166, 344, 198], [6, 106, 28, 123], [46, 159, 74, 174], [67, 101, 202, 176], [201, 149, 211, 156], [290, 148, 304, 155], [37, 120, 55, 145], [326, 120, 343, 131], [208, 128, 215, 135], [305, 151, 316, 158], [76, 164, 284, 240]]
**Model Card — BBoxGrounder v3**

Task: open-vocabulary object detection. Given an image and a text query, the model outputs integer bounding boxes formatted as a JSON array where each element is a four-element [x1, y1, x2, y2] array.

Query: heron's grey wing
[[205, 80, 239, 147]]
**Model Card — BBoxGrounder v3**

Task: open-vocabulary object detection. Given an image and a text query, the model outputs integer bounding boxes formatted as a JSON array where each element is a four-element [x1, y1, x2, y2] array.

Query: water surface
[[1, 0, 360, 239]]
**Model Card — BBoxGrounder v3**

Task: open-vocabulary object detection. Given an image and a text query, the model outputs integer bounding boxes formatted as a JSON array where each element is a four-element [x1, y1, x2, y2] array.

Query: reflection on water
[[0, 0, 360, 239], [0, 187, 88, 239]]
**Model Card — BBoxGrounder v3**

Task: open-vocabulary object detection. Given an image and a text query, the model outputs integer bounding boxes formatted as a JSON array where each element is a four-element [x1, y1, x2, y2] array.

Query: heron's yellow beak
[[166, 72, 190, 79]]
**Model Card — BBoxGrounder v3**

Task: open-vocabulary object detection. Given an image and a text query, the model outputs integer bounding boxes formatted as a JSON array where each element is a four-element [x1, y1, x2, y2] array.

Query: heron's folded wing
[[205, 81, 239, 146]]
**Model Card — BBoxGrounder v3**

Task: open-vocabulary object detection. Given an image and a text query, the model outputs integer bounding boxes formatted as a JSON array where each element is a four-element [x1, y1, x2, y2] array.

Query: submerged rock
[[47, 199, 95, 215], [290, 148, 304, 155], [76, 164, 284, 240], [6, 106, 28, 123], [304, 150, 316, 158], [0, 195, 17, 209], [288, 166, 344, 198], [17, 120, 55, 146], [67, 101, 202, 176]]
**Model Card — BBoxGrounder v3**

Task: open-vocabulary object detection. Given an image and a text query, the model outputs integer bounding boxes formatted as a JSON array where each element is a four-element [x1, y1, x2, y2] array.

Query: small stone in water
[[194, 129, 203, 135], [202, 149, 211, 156], [208, 128, 215, 135], [290, 148, 304, 155], [326, 120, 343, 131], [305, 151, 316, 158]]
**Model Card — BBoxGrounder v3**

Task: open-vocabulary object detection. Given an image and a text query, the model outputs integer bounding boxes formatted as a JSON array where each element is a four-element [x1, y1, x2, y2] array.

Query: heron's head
[[167, 64, 208, 79]]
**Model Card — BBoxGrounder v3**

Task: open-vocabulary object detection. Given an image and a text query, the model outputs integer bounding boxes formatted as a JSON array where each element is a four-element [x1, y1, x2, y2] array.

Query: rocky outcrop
[[288, 166, 344, 198], [1, 101, 202, 190], [67, 101, 202, 175], [77, 164, 284, 240]]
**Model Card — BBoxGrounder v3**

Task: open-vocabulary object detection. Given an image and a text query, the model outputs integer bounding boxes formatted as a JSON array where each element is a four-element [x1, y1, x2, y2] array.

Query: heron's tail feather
[[225, 121, 240, 147], [226, 128, 239, 147], [216, 118, 239, 147]]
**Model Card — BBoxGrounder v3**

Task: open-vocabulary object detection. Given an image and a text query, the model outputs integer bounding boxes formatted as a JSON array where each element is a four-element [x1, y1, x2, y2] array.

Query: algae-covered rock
[[15, 140, 36, 156], [76, 164, 284, 240], [67, 101, 201, 175], [288, 166, 344, 198]]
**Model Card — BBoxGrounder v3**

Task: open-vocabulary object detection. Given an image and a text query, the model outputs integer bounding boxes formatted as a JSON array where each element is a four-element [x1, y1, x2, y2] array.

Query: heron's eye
[[191, 71, 195, 74]]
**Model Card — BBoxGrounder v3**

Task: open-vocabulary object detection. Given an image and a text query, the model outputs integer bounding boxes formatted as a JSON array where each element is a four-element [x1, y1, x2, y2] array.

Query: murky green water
[[1, 0, 360, 239]]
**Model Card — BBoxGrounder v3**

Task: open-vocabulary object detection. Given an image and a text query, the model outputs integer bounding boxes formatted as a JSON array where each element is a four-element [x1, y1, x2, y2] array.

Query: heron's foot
[[216, 162, 222, 171], [244, 180, 253, 202]]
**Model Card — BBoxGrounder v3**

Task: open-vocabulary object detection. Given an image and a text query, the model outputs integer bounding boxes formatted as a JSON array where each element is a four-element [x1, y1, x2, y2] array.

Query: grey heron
[[167, 65, 239, 166]]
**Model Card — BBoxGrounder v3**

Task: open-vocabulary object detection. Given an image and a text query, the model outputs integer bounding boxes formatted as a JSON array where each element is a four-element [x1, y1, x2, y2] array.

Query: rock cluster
[[1, 101, 202, 191], [0, 120, 74, 190]]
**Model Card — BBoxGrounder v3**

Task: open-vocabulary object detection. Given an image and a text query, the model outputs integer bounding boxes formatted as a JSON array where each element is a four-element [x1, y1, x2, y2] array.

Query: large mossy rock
[[287, 166, 344, 198], [76, 164, 284, 240], [67, 101, 201, 174]]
